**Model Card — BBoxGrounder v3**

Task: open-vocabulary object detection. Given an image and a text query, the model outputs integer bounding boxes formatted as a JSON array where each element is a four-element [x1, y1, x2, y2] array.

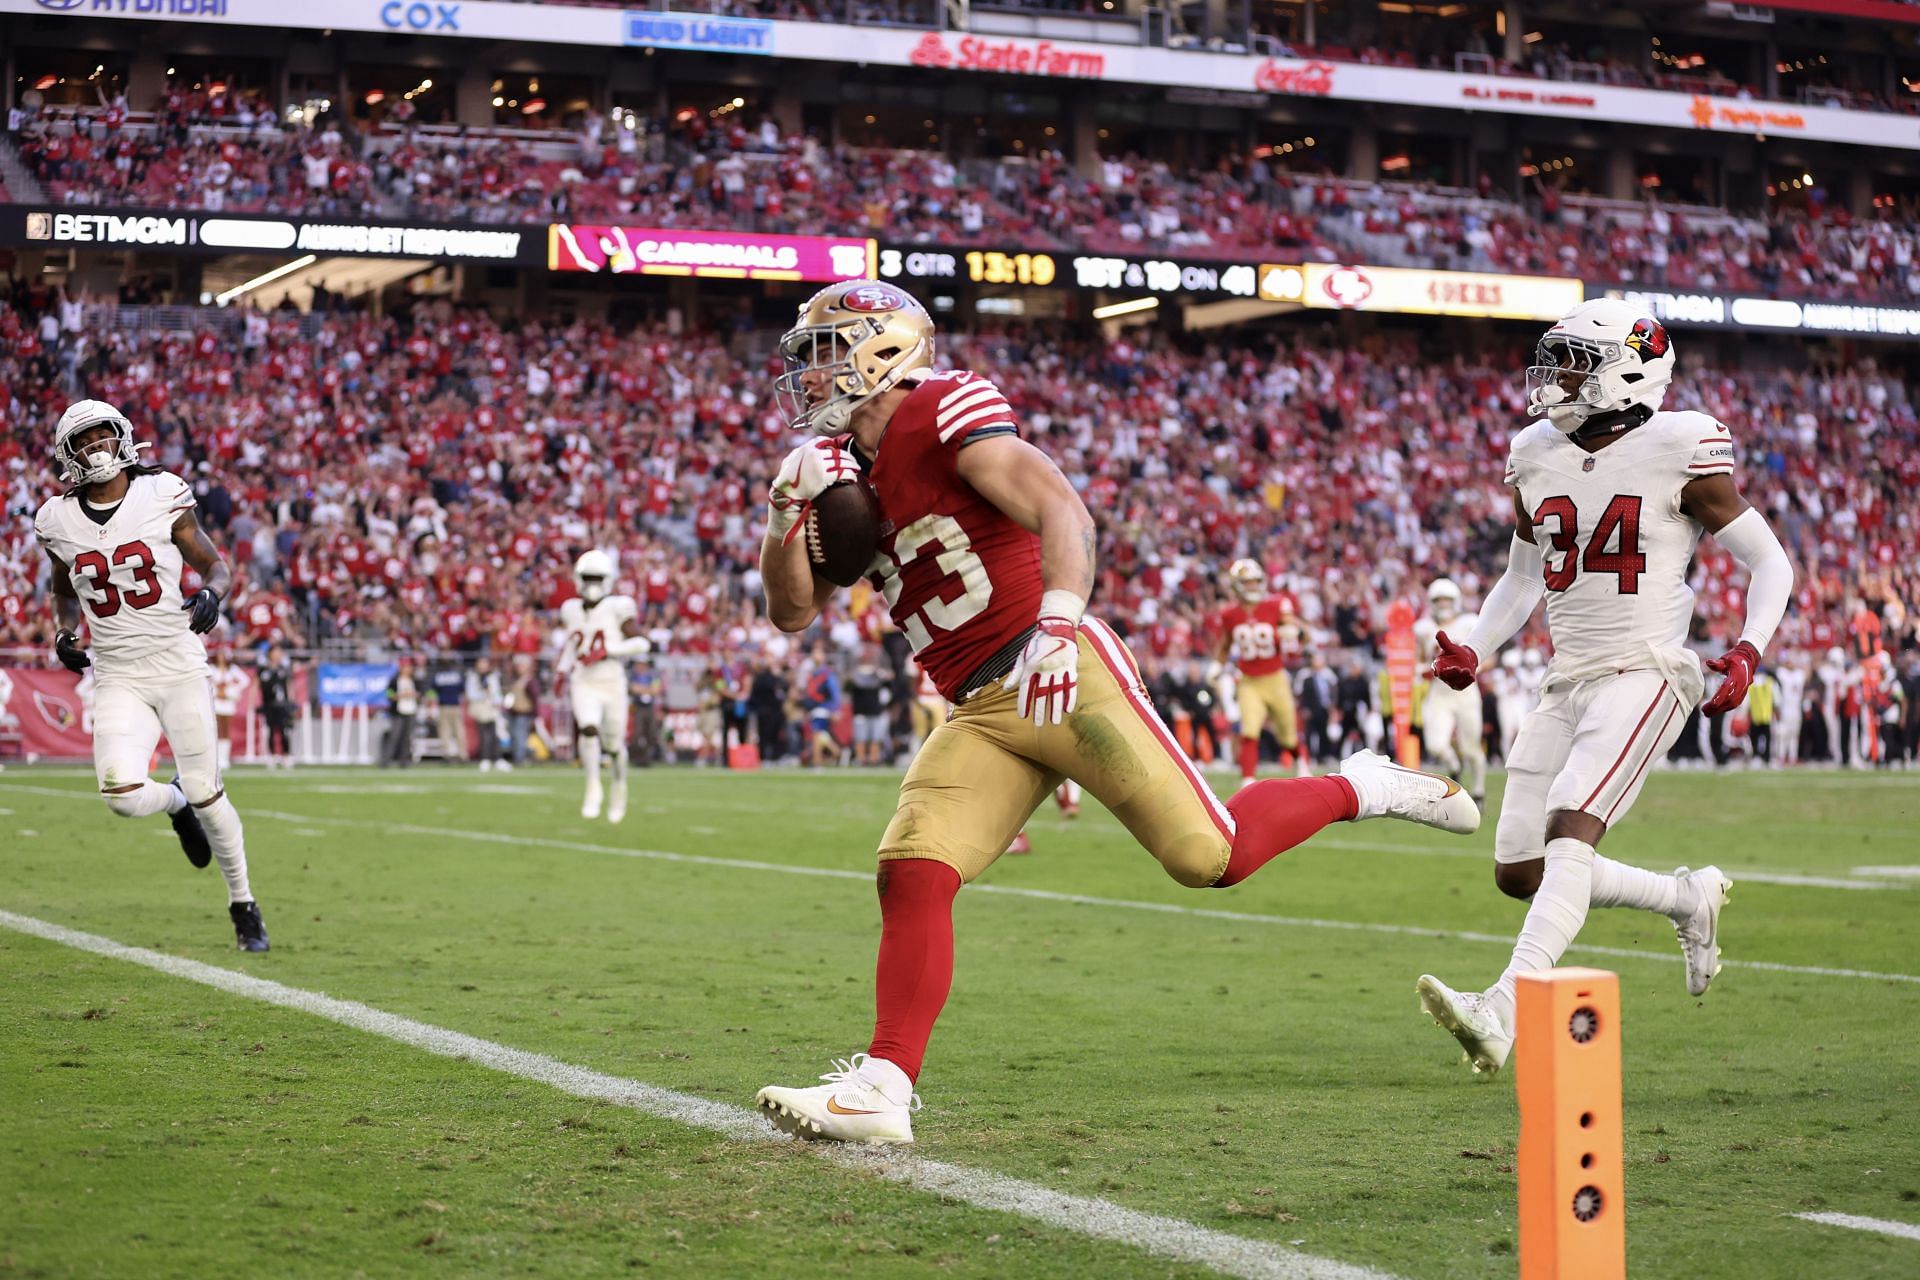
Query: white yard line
[[1793, 1212, 1920, 1243], [1311, 838, 1905, 892], [6, 782, 1919, 986], [0, 908, 1400, 1280]]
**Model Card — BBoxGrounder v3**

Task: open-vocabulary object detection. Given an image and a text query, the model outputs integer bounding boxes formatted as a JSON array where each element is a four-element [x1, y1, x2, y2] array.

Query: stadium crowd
[[2, 287, 1915, 767], [13, 93, 1920, 304]]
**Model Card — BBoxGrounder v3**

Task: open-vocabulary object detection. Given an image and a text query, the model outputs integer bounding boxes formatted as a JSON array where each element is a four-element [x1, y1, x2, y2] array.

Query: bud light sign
[[623, 10, 773, 54]]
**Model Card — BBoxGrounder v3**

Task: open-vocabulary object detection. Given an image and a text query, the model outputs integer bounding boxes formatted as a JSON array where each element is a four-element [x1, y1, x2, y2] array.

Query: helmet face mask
[[773, 280, 934, 437], [1226, 559, 1267, 603], [573, 549, 615, 605], [54, 401, 143, 487], [1428, 577, 1462, 624]]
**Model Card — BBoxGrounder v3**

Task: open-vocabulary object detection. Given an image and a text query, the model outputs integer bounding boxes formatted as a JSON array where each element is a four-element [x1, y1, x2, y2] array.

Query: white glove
[[1003, 592, 1088, 726], [767, 437, 859, 545]]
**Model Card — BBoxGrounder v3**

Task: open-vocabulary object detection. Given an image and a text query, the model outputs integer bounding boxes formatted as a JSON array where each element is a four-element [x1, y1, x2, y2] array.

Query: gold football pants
[[878, 619, 1235, 887], [1236, 670, 1298, 749]]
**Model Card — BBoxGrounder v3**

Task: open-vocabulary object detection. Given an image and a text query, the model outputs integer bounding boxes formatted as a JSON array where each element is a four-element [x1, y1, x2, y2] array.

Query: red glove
[[1429, 630, 1480, 691], [1701, 640, 1760, 716]]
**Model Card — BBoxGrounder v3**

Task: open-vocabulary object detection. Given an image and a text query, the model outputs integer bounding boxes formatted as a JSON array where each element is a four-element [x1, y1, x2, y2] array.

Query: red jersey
[[858, 371, 1039, 701], [1217, 598, 1293, 678]]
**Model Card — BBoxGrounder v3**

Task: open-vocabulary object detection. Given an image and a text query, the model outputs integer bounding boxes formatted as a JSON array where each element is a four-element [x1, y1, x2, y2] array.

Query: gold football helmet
[[775, 279, 934, 436], [1226, 559, 1267, 603]]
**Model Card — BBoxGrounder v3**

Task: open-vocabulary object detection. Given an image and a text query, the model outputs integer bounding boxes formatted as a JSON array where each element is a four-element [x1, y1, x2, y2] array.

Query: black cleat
[[229, 901, 270, 952], [168, 778, 212, 869]]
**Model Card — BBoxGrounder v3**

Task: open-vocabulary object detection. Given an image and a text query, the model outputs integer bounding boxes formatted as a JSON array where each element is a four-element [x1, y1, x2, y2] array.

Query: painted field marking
[[1793, 1212, 1920, 1243], [5, 783, 1918, 987], [0, 908, 1400, 1280]]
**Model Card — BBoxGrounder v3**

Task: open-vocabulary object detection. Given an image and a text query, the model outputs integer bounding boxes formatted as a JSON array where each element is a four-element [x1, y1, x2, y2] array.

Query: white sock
[[197, 793, 252, 904], [580, 733, 602, 782], [857, 1055, 915, 1105], [1493, 836, 1594, 1018], [608, 747, 627, 787], [1589, 855, 1685, 917]]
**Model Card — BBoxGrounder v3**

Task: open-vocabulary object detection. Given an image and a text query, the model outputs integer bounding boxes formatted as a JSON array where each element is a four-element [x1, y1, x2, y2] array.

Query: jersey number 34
[[1532, 495, 1645, 595]]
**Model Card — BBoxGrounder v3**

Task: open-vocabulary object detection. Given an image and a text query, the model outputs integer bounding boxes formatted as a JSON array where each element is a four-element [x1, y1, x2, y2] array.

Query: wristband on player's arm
[[1038, 589, 1087, 628], [1462, 534, 1547, 663], [1712, 507, 1792, 654]]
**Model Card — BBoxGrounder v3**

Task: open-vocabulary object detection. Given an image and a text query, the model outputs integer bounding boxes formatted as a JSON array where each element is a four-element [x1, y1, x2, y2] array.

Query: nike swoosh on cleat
[[825, 1098, 883, 1116], [1383, 763, 1460, 795]]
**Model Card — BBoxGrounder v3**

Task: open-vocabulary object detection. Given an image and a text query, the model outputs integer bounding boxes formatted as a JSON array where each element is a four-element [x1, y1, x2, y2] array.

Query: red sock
[[1239, 736, 1260, 781], [1214, 776, 1359, 887], [866, 858, 961, 1082]]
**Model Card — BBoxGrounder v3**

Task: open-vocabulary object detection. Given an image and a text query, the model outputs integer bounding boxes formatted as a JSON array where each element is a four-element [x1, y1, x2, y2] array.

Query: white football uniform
[[35, 470, 223, 801], [1494, 410, 1728, 857], [559, 594, 638, 740], [1416, 610, 1484, 779], [210, 665, 251, 718]]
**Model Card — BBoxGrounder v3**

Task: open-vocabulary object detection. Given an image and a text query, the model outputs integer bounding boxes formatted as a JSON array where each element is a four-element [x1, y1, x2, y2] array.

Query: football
[[805, 480, 883, 587]]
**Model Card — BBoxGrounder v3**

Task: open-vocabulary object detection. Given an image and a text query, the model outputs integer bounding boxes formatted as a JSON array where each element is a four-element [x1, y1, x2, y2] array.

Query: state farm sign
[[1253, 59, 1336, 96], [908, 32, 1105, 78]]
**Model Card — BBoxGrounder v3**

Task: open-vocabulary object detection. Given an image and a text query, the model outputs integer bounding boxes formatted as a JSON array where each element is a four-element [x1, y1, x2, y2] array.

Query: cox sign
[[380, 1, 458, 31]]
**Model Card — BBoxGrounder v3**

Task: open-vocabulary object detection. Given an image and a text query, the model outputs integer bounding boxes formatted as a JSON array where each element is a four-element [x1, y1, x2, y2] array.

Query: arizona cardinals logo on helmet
[[1625, 317, 1669, 358]]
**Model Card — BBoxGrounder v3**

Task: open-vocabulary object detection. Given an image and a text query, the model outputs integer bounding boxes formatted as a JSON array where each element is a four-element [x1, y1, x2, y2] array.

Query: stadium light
[[1091, 297, 1159, 320], [215, 255, 318, 306]]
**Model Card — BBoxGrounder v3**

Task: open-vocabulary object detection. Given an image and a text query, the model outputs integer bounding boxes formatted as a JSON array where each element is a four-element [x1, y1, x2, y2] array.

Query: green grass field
[[3, 762, 1917, 1279]]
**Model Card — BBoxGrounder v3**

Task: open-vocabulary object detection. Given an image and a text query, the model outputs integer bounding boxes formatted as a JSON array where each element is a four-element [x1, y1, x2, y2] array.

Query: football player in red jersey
[[752, 281, 1480, 1144], [1211, 558, 1305, 787]]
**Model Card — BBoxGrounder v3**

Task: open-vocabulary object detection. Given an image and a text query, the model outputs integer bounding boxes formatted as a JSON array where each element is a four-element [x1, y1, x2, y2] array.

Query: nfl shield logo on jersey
[[1583, 456, 1596, 472]]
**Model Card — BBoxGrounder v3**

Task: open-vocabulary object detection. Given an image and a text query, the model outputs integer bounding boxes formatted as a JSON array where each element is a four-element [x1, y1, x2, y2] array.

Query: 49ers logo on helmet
[[1626, 317, 1669, 358], [842, 284, 909, 313]]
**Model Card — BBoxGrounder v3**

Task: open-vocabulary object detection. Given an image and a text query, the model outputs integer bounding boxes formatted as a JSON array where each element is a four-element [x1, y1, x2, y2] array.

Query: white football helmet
[[573, 549, 615, 604], [54, 399, 146, 487], [1526, 299, 1675, 433], [1226, 558, 1267, 603], [1427, 577, 1463, 624]]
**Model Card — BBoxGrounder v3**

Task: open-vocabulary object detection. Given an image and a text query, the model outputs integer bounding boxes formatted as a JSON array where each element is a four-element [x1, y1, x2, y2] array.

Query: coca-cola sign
[[1253, 59, 1336, 97]]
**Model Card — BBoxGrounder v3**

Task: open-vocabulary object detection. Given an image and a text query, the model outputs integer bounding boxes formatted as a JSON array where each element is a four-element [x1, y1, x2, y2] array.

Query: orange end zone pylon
[[1515, 967, 1626, 1280]]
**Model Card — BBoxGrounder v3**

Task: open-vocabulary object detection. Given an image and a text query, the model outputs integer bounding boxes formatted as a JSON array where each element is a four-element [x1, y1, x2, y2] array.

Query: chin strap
[[1567, 403, 1653, 440]]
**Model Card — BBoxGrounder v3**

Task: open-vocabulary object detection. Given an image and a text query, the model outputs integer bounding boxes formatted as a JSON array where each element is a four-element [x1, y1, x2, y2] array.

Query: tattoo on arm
[[1077, 523, 1097, 597]]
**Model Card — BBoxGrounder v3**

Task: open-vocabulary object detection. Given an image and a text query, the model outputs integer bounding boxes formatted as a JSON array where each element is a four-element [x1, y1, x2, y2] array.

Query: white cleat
[[755, 1054, 920, 1145], [581, 779, 603, 821], [1673, 865, 1732, 997], [1417, 975, 1514, 1076], [607, 781, 627, 825], [1339, 749, 1480, 834]]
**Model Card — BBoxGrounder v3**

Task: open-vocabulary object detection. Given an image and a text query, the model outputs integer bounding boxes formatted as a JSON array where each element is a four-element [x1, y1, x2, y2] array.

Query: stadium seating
[[2, 301, 1912, 679], [13, 103, 1920, 304]]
